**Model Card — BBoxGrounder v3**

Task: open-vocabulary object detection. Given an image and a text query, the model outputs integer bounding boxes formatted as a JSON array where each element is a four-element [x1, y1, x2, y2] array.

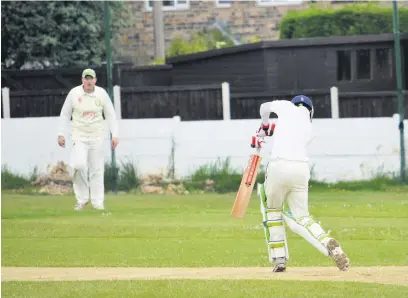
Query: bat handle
[[255, 146, 261, 155], [251, 136, 265, 152]]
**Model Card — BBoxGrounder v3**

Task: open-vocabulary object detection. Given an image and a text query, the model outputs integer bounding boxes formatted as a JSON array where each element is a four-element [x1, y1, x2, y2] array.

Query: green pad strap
[[259, 184, 267, 209], [268, 242, 285, 249], [264, 220, 283, 228], [265, 207, 282, 213]]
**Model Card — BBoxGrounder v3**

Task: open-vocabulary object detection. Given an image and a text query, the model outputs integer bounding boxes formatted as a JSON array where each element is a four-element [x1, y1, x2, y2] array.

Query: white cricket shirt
[[260, 100, 312, 162], [57, 85, 119, 141]]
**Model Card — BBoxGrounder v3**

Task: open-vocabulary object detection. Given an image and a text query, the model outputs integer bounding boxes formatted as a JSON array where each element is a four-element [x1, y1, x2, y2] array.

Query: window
[[356, 49, 371, 80], [337, 50, 351, 81], [375, 48, 392, 78], [257, 0, 303, 6], [146, 0, 189, 11], [216, 0, 232, 7]]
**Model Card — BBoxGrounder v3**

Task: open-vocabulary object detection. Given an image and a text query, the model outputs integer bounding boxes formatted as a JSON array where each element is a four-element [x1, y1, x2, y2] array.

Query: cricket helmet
[[291, 95, 314, 119]]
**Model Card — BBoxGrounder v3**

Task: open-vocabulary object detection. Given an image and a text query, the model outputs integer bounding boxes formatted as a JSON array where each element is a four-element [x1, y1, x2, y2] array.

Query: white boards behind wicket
[[1, 116, 407, 183]]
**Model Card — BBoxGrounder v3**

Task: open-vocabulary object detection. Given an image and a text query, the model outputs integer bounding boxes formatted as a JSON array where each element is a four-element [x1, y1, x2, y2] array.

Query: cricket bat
[[231, 146, 262, 219]]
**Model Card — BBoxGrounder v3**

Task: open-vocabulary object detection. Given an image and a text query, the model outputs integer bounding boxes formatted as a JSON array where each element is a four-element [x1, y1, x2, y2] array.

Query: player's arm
[[250, 101, 282, 148], [257, 100, 288, 136], [259, 100, 287, 126], [57, 91, 73, 137], [56, 91, 73, 147], [102, 91, 119, 138]]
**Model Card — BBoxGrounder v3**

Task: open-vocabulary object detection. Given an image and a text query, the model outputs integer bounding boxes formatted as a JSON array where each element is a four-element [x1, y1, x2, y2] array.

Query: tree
[[1, 1, 130, 69]]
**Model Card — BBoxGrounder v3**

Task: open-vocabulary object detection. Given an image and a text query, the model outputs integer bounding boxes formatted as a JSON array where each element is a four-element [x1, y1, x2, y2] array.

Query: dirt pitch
[[2, 266, 408, 286]]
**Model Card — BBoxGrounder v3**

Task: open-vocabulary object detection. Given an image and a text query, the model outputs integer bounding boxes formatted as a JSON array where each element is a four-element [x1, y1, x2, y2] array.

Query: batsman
[[253, 95, 350, 272]]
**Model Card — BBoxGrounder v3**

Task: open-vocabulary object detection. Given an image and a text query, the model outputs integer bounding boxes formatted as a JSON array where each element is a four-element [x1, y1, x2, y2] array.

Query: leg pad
[[258, 183, 289, 261], [282, 210, 330, 256]]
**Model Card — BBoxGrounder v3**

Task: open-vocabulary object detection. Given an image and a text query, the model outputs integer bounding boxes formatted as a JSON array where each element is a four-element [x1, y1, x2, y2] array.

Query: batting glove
[[251, 135, 265, 148], [251, 122, 276, 148], [257, 122, 276, 137]]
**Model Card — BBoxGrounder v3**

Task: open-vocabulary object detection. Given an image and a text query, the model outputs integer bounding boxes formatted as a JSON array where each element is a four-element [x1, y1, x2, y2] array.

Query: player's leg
[[88, 139, 105, 210], [70, 141, 89, 210], [259, 160, 289, 272], [283, 161, 350, 271]]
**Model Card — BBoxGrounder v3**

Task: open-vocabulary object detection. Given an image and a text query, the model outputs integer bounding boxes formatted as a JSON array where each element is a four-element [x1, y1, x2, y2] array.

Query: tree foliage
[[1, 1, 130, 69], [279, 3, 408, 40]]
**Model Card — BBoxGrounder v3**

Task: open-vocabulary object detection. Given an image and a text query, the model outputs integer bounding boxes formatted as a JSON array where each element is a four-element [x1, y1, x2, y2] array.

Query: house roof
[[166, 33, 408, 64]]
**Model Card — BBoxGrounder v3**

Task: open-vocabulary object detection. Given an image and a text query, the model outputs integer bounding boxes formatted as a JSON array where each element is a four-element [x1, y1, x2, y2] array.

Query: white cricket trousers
[[70, 139, 105, 208], [264, 159, 311, 218]]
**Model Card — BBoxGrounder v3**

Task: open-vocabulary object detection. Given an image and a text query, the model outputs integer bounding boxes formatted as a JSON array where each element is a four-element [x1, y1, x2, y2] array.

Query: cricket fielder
[[57, 68, 119, 211], [253, 95, 350, 272]]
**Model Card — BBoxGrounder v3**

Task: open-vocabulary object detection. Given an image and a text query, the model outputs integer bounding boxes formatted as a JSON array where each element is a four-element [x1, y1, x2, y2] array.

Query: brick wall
[[115, 0, 307, 65], [114, 0, 406, 66]]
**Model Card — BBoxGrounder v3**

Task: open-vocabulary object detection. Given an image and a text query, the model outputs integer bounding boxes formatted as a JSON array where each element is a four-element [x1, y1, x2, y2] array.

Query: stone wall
[[115, 0, 307, 65], [114, 0, 406, 65]]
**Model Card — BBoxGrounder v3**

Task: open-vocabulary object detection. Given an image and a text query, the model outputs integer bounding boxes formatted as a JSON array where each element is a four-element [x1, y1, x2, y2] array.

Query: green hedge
[[280, 3, 408, 39]]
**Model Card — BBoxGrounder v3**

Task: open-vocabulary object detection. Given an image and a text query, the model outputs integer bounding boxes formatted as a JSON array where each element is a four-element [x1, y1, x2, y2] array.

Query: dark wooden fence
[[1, 64, 172, 90], [3, 87, 407, 119], [231, 90, 332, 119], [119, 65, 172, 87], [8, 89, 68, 118], [230, 90, 407, 119], [5, 85, 223, 119], [120, 85, 223, 120], [339, 91, 408, 118]]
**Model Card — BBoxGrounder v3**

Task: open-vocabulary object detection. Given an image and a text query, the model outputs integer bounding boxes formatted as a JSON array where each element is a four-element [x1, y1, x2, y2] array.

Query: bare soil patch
[[2, 266, 408, 286]]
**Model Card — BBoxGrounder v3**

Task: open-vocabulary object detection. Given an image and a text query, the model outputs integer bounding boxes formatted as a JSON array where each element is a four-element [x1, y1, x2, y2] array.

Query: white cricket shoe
[[93, 205, 105, 210], [74, 202, 88, 211], [326, 238, 350, 271], [273, 257, 287, 273]]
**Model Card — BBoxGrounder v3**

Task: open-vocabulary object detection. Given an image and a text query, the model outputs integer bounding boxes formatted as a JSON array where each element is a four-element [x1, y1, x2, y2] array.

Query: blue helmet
[[291, 95, 314, 119]]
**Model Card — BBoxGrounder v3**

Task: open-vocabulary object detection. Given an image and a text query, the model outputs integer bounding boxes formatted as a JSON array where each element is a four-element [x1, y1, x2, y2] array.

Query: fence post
[[2, 87, 10, 118], [330, 86, 339, 119], [222, 82, 231, 120], [168, 115, 181, 180], [113, 85, 121, 119]]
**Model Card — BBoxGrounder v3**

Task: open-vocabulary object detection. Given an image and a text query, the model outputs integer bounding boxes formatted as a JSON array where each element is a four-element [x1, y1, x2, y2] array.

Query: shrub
[[184, 158, 265, 193], [118, 160, 140, 191], [184, 158, 407, 193], [150, 57, 166, 65], [309, 173, 406, 192], [1, 166, 33, 190], [2, 159, 406, 194], [279, 3, 408, 39], [104, 159, 140, 193], [166, 28, 236, 58]]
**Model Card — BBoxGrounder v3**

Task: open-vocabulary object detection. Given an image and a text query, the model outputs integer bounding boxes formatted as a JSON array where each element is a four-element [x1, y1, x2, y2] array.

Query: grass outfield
[[2, 191, 408, 267], [3, 280, 408, 298], [2, 190, 408, 297]]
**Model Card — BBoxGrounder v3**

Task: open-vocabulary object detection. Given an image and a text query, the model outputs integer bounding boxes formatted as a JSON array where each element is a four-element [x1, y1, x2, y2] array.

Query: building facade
[[115, 0, 405, 65], [116, 0, 307, 64]]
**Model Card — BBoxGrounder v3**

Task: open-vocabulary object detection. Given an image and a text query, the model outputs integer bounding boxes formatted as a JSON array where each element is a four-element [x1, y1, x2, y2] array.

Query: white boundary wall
[[1, 116, 407, 182]]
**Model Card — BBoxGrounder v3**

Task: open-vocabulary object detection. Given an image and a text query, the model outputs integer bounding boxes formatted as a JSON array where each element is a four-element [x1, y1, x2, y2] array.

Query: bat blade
[[231, 153, 261, 218]]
